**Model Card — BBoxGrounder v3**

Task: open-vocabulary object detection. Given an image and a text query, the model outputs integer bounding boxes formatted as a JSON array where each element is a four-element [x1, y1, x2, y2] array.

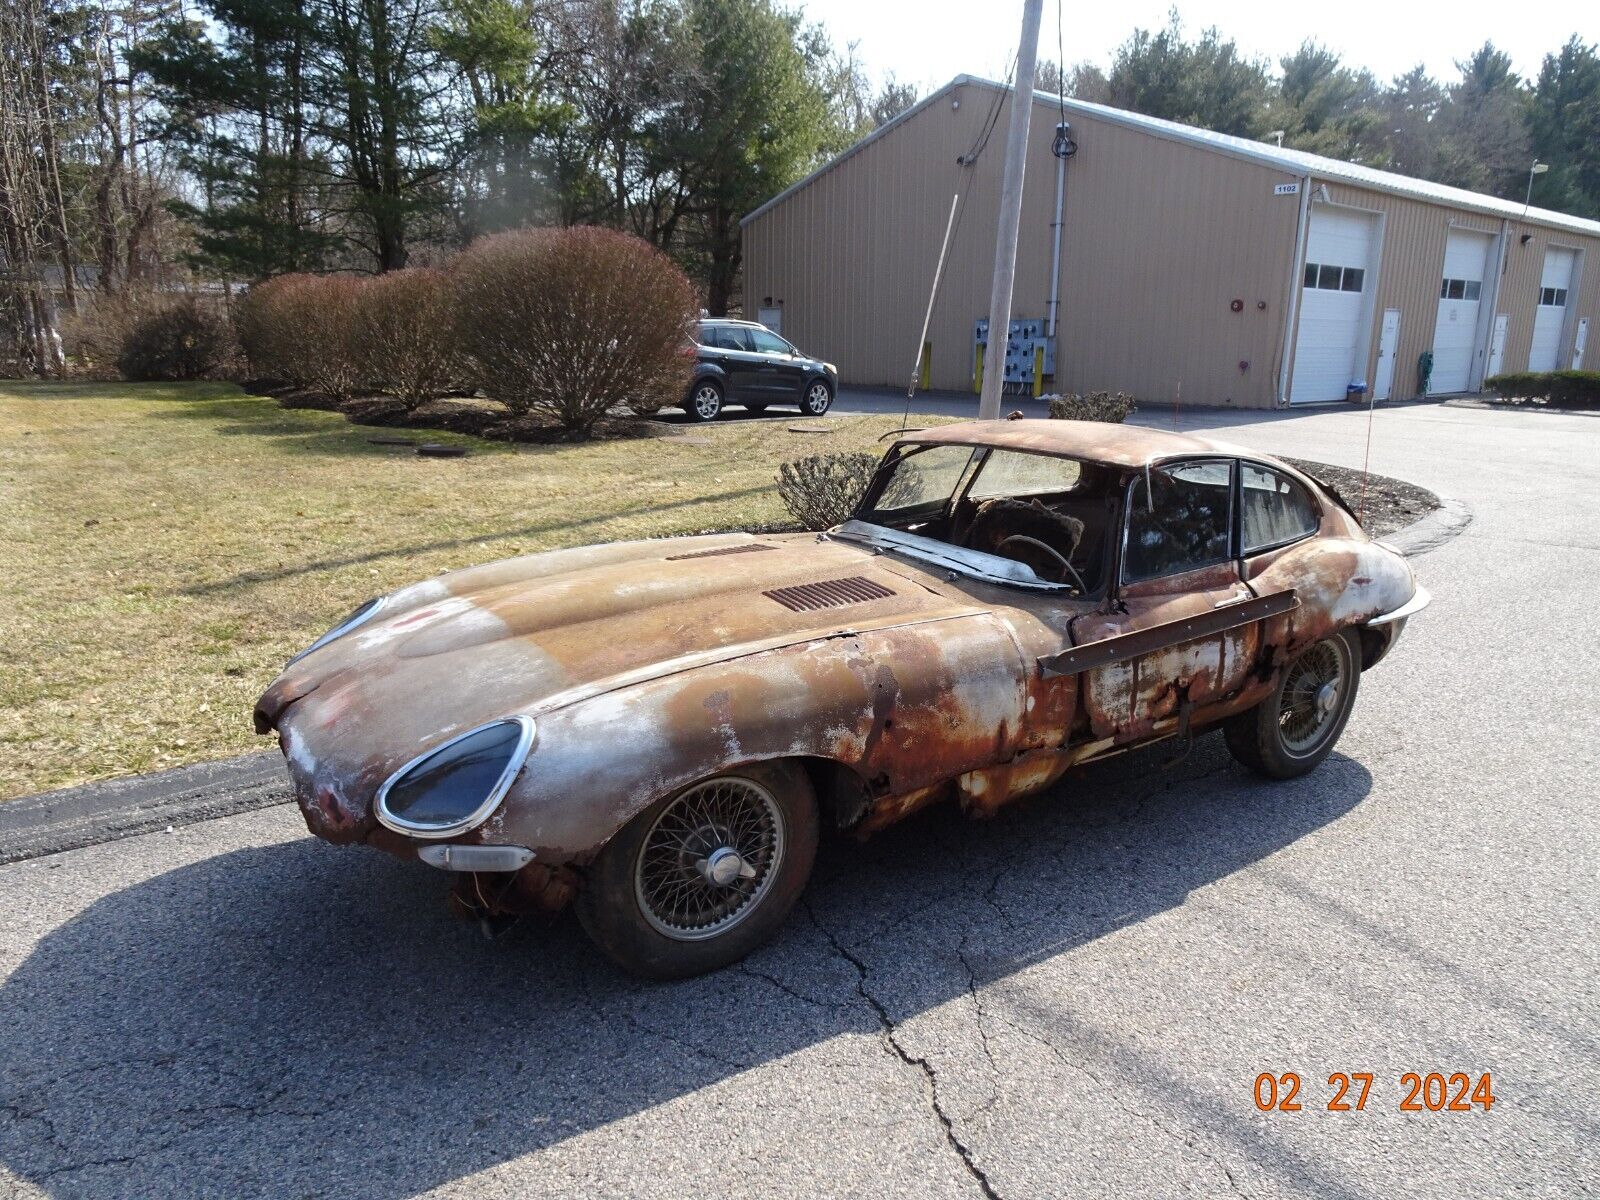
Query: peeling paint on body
[[252, 422, 1424, 920]]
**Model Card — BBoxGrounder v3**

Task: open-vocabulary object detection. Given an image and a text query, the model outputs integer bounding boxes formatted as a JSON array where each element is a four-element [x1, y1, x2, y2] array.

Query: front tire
[[1225, 629, 1360, 779], [576, 762, 819, 979], [799, 379, 833, 416], [685, 379, 723, 422]]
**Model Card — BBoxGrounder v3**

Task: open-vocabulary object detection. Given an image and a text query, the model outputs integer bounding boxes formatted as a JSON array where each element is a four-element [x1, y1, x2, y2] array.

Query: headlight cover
[[287, 597, 385, 667], [374, 716, 536, 839]]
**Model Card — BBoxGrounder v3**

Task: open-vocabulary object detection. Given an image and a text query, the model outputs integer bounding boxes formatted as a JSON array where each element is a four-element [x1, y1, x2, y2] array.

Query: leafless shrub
[[62, 292, 155, 376], [452, 226, 696, 436], [238, 275, 303, 383], [777, 451, 879, 530], [1046, 391, 1138, 422], [64, 292, 237, 380], [115, 295, 234, 380], [238, 274, 364, 396], [352, 268, 455, 408]]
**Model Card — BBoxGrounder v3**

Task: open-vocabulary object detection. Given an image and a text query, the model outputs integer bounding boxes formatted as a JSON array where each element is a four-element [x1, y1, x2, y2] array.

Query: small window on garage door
[[1304, 263, 1366, 292], [1123, 460, 1235, 583], [1241, 464, 1319, 553]]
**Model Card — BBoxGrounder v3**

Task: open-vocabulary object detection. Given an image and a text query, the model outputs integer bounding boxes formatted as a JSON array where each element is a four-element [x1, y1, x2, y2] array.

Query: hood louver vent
[[665, 542, 779, 561], [764, 576, 896, 612]]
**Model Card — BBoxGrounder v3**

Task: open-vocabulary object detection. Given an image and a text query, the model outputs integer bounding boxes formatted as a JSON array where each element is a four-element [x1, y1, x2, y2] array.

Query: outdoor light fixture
[[1522, 161, 1550, 220]]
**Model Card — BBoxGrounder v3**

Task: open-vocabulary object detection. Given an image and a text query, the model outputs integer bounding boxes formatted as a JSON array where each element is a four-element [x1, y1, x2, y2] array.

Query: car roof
[[894, 419, 1273, 472], [700, 318, 763, 327]]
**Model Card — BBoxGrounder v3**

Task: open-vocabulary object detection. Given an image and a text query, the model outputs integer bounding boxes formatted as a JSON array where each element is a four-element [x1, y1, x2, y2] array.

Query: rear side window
[[703, 326, 751, 351], [1123, 460, 1234, 582], [1242, 464, 1319, 552]]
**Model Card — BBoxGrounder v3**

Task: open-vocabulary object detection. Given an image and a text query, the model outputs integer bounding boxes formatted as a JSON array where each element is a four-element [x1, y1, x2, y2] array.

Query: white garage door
[[1430, 229, 1494, 393], [1529, 247, 1577, 371], [1291, 208, 1377, 403]]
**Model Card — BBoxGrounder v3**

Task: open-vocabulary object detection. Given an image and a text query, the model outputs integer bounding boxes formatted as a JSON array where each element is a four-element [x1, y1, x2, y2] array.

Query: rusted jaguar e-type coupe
[[254, 420, 1427, 977]]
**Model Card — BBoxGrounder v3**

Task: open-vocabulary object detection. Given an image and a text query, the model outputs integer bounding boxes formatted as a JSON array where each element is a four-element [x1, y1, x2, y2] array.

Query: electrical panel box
[[975, 317, 1054, 385]]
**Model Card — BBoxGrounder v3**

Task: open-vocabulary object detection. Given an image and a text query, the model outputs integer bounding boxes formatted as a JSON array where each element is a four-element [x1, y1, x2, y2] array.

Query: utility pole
[[979, 0, 1044, 420]]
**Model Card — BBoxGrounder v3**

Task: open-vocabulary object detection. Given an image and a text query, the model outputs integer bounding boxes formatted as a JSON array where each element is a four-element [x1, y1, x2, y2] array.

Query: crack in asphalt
[[992, 1014, 1252, 1200], [802, 899, 1003, 1200], [576, 972, 751, 1071], [3, 1079, 358, 1184], [734, 961, 852, 1012], [955, 932, 1004, 1119]]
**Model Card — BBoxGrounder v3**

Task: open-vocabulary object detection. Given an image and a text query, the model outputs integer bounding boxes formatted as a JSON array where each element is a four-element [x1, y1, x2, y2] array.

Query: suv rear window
[[701, 325, 751, 351]]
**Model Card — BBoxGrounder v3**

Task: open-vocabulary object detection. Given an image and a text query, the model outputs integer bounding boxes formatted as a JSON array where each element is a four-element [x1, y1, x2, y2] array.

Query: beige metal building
[[742, 75, 1600, 407]]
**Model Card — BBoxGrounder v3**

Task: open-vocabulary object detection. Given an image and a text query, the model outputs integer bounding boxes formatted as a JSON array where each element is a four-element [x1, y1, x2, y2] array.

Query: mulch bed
[[254, 384, 673, 444], [1443, 396, 1600, 414], [245, 381, 1439, 539], [1282, 457, 1439, 540]]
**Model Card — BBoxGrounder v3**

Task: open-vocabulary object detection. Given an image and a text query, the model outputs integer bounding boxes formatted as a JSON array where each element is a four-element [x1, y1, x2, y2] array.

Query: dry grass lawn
[[0, 381, 946, 799]]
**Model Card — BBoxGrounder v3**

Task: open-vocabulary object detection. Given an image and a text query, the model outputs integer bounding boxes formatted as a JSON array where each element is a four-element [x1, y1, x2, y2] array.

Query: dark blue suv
[[680, 319, 837, 422]]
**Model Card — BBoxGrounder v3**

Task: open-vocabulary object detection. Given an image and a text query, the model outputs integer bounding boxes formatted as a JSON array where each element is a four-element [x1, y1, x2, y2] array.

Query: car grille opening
[[665, 543, 779, 561], [763, 576, 896, 612]]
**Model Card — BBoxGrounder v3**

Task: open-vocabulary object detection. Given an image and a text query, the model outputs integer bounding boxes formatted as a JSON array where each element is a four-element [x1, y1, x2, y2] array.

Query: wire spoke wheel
[[1276, 637, 1351, 756], [634, 777, 785, 942]]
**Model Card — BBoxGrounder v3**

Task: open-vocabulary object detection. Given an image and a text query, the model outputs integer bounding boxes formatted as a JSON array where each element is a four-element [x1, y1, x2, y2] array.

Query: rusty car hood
[[254, 532, 987, 837]]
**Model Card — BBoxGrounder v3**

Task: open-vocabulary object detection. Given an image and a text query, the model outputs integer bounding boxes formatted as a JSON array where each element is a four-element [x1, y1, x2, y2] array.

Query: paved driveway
[[2, 402, 1596, 1199]]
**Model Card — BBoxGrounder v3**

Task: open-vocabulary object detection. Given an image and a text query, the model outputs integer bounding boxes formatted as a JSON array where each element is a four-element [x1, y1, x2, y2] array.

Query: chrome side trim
[[1366, 583, 1431, 626], [286, 596, 386, 667], [374, 716, 537, 840]]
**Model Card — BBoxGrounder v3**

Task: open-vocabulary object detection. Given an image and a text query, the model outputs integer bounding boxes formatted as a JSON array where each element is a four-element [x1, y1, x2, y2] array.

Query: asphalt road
[[3, 401, 1597, 1199]]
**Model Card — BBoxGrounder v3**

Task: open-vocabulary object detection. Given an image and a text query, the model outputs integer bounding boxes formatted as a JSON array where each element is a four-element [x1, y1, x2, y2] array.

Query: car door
[[745, 326, 806, 401], [706, 326, 763, 399], [1060, 459, 1266, 743]]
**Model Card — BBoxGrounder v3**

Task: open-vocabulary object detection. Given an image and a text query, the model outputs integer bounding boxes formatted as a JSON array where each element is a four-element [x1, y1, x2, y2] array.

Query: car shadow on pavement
[[649, 406, 811, 426], [0, 737, 1370, 1198]]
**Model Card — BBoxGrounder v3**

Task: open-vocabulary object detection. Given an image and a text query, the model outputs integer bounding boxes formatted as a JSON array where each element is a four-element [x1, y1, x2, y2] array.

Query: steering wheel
[[994, 534, 1087, 592]]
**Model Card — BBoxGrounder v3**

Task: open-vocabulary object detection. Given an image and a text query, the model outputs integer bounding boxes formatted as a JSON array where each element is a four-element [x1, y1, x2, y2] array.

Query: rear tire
[[1225, 629, 1361, 779], [685, 380, 723, 422], [576, 762, 818, 980]]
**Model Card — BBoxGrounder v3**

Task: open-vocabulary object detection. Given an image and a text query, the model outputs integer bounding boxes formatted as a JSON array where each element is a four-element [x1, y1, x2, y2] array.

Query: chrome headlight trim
[[374, 716, 537, 840], [287, 596, 386, 667]]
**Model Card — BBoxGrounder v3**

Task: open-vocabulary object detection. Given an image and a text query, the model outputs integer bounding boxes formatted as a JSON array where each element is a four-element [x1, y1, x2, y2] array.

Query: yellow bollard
[[974, 344, 983, 393], [920, 342, 932, 391], [1032, 345, 1045, 398]]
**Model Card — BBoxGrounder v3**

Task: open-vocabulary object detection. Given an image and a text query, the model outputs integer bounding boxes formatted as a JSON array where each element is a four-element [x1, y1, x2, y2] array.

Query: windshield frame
[[842, 440, 1114, 595], [829, 520, 1074, 592]]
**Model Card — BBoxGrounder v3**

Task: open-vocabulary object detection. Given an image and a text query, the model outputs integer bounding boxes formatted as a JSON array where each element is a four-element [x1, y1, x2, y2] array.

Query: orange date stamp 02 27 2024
[[1254, 1072, 1496, 1113]]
